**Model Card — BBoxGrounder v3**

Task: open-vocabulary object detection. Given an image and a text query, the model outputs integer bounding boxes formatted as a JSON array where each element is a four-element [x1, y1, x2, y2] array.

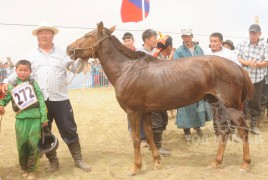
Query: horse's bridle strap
[[74, 35, 109, 51]]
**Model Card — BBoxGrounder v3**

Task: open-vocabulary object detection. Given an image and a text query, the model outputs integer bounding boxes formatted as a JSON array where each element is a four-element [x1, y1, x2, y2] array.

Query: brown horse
[[66, 22, 253, 175]]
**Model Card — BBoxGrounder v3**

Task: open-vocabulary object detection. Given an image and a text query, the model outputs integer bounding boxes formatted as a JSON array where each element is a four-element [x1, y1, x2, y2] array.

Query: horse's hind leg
[[128, 111, 143, 175], [237, 124, 251, 171], [142, 113, 161, 168], [230, 109, 251, 170], [209, 101, 229, 168]]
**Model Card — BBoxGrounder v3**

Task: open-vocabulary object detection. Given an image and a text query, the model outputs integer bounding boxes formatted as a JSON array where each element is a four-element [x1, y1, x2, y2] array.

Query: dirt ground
[[1, 87, 268, 180]]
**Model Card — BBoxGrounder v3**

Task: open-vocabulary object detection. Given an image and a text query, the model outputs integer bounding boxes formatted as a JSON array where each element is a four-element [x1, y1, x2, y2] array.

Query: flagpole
[[141, 0, 145, 21]]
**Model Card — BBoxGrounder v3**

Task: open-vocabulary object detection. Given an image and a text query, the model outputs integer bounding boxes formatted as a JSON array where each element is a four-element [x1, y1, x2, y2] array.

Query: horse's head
[[67, 22, 116, 60]]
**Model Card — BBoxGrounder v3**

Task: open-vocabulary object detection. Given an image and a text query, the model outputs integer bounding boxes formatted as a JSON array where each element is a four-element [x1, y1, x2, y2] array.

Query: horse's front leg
[[209, 133, 228, 168], [142, 113, 161, 168], [128, 111, 142, 175]]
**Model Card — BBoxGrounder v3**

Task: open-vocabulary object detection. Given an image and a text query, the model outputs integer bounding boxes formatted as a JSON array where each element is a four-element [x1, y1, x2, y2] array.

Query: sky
[[0, 0, 268, 62]]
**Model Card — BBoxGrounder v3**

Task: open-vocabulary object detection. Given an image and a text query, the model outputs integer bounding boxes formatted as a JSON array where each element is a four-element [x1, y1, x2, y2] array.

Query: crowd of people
[[122, 23, 268, 153], [1, 21, 268, 179], [0, 57, 15, 83]]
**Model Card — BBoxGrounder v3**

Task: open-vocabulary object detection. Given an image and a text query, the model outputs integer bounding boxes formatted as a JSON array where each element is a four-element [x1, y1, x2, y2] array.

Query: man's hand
[[238, 58, 256, 68], [42, 121, 48, 127], [0, 106, 5, 115]]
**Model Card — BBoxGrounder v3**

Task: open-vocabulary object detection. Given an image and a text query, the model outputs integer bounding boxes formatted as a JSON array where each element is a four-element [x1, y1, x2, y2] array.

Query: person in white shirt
[[205, 32, 240, 66], [205, 32, 241, 143], [1, 22, 91, 173]]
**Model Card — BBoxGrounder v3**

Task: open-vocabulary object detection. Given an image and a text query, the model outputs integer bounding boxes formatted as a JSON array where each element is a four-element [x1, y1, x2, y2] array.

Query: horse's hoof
[[127, 167, 141, 176], [153, 161, 162, 170], [239, 164, 250, 172], [208, 161, 222, 169]]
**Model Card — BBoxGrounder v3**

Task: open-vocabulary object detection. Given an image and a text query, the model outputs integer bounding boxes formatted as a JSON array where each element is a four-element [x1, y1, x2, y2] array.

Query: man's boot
[[67, 141, 92, 171], [250, 116, 260, 135], [259, 105, 266, 125], [153, 131, 171, 157], [45, 150, 59, 172]]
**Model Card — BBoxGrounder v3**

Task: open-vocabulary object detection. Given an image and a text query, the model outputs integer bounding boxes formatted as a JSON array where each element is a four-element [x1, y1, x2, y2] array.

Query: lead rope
[[65, 40, 83, 86], [65, 60, 83, 85], [77, 63, 89, 103]]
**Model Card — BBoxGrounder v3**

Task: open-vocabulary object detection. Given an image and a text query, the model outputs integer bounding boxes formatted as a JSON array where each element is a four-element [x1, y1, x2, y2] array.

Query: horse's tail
[[238, 66, 254, 102]]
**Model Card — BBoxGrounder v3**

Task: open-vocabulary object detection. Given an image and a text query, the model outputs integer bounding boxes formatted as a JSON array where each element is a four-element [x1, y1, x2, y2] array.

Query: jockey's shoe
[[184, 134, 191, 142], [46, 161, 59, 172], [26, 172, 36, 180], [158, 147, 171, 157], [250, 126, 260, 135]]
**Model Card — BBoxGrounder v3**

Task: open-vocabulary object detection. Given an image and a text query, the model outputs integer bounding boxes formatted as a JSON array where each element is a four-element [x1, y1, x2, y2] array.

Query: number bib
[[11, 82, 38, 111]]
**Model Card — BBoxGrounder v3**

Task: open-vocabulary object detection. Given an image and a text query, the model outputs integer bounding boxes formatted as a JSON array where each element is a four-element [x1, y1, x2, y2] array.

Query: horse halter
[[66, 34, 110, 85], [72, 35, 110, 59]]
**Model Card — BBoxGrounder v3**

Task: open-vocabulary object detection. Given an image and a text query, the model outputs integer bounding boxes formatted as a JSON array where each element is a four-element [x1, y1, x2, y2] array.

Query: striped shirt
[[4, 45, 80, 101], [235, 39, 268, 83]]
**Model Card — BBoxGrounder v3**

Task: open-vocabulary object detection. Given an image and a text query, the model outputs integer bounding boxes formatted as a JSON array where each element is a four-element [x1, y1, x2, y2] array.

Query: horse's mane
[[110, 35, 157, 62]]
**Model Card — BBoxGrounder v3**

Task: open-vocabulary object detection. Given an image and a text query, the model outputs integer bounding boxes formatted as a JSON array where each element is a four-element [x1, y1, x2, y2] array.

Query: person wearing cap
[[236, 24, 268, 135], [122, 32, 136, 50], [222, 39, 235, 50], [205, 32, 241, 143], [1, 22, 91, 172], [173, 28, 211, 142]]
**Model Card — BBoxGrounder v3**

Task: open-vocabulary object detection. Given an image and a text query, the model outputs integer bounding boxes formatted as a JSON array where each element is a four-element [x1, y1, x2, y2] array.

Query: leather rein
[[72, 35, 110, 59]]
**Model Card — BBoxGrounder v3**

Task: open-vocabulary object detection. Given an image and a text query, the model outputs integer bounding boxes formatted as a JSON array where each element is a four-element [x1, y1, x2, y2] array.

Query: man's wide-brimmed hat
[[32, 21, 59, 36]]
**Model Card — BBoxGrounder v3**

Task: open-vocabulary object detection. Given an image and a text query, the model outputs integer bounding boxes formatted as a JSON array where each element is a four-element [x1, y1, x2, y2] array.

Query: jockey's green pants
[[15, 118, 41, 172]]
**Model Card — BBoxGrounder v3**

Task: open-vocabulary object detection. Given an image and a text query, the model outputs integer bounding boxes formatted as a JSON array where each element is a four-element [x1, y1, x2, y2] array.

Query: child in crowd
[[0, 60, 48, 180]]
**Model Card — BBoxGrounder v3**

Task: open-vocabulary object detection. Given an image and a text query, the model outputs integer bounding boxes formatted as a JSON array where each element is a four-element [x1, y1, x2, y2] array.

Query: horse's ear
[[109, 26, 116, 34], [97, 21, 104, 32]]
